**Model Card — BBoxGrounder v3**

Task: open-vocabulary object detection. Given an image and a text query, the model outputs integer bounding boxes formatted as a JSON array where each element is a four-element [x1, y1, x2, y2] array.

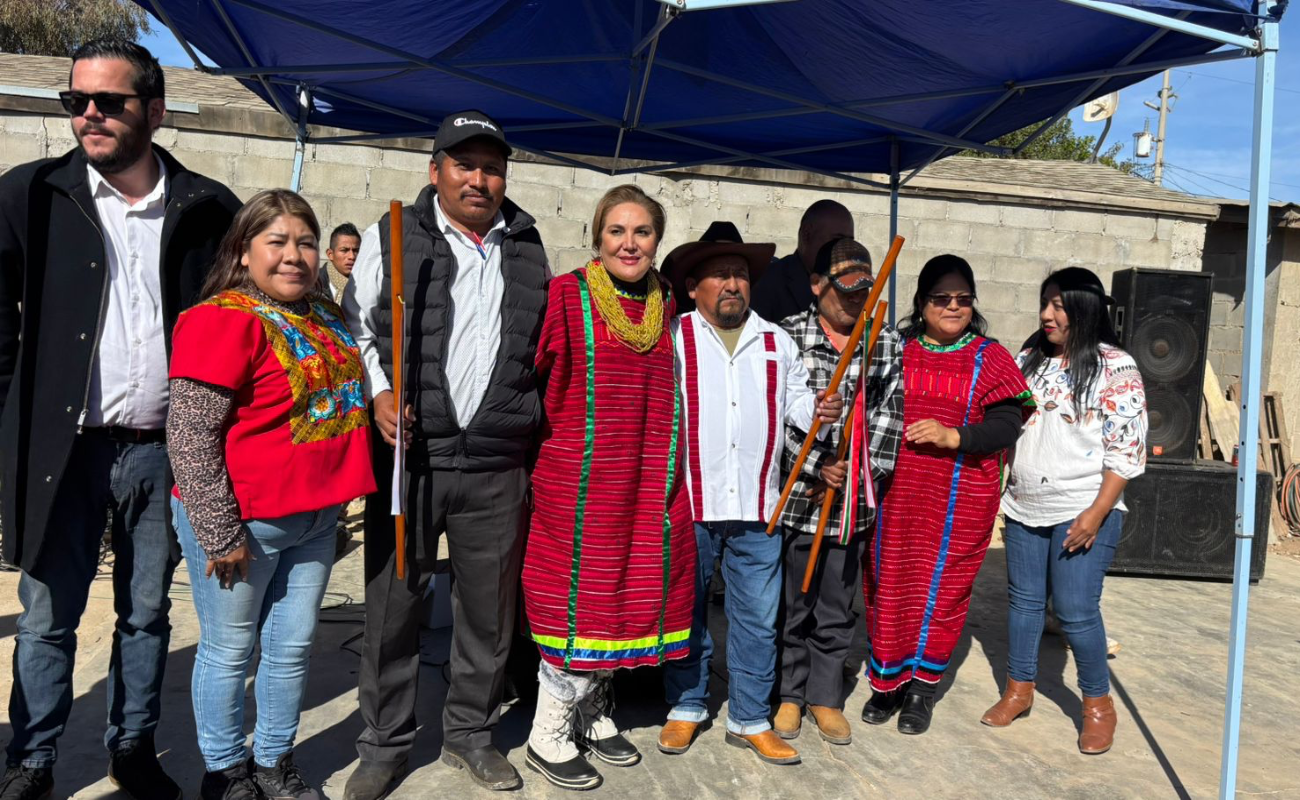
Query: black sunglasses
[[926, 293, 976, 308], [59, 91, 147, 117]]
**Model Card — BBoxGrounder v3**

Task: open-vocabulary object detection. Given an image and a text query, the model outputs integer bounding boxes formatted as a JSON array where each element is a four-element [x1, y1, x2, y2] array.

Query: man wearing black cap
[[656, 223, 842, 766], [341, 110, 549, 795]]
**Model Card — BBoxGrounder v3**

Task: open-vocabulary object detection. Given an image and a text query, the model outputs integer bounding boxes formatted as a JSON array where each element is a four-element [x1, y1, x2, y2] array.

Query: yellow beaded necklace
[[585, 259, 664, 353]]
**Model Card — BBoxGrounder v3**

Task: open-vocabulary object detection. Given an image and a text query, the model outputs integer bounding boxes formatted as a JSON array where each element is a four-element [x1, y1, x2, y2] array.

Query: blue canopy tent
[[138, 0, 1282, 794]]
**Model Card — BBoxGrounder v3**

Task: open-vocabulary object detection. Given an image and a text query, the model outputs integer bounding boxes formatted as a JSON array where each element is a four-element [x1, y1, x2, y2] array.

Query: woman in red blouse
[[167, 190, 375, 800]]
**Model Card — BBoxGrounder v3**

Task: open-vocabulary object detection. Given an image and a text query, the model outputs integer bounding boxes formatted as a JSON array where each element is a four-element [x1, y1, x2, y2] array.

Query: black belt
[[82, 425, 166, 444]]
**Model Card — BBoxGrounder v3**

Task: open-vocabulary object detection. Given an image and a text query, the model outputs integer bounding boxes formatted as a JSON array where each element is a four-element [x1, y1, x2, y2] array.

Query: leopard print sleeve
[[167, 377, 246, 559]]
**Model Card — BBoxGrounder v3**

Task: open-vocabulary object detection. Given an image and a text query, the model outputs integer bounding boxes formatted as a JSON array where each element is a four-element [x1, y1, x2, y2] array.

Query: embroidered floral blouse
[[1002, 344, 1148, 527], [167, 287, 375, 559]]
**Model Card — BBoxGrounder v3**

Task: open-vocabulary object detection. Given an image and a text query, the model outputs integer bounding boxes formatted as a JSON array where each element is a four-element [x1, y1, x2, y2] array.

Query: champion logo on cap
[[454, 117, 498, 132]]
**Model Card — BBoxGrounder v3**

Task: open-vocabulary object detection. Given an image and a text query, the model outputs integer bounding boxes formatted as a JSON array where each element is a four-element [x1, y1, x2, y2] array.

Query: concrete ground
[[2, 516, 1298, 800]]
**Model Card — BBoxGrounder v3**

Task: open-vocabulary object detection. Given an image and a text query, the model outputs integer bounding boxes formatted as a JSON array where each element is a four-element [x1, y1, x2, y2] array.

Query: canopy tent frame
[[144, 1, 1280, 796]]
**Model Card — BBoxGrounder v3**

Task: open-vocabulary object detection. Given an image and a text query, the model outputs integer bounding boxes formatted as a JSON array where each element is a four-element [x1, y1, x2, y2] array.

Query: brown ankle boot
[[773, 703, 802, 739], [980, 679, 1034, 727], [1079, 695, 1117, 754]]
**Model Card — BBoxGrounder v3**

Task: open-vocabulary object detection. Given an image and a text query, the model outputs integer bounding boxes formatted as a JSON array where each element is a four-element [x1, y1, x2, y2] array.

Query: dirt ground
[[0, 512, 1297, 799]]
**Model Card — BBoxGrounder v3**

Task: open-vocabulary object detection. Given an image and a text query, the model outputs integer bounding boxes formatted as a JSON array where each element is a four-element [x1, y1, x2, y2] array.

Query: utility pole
[[1145, 70, 1173, 185]]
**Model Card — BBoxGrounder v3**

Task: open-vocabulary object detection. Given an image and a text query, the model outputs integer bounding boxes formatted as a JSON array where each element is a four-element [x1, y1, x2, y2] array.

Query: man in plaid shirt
[[773, 238, 903, 745]]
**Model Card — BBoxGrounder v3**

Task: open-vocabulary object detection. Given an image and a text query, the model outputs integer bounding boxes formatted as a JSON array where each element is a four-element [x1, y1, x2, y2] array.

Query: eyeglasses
[[926, 293, 976, 308], [59, 91, 146, 117]]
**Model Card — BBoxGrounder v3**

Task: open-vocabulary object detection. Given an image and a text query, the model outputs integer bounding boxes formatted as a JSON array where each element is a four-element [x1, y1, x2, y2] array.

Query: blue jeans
[[1004, 510, 1122, 697], [663, 521, 782, 734], [7, 435, 176, 768], [174, 498, 340, 771]]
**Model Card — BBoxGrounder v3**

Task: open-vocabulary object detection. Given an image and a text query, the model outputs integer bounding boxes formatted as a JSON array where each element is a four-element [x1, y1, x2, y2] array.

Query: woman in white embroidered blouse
[[982, 267, 1147, 757]]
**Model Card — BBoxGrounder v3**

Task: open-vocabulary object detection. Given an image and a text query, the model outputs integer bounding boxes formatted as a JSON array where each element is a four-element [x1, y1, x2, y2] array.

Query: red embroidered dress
[[523, 269, 694, 671], [865, 333, 1030, 691]]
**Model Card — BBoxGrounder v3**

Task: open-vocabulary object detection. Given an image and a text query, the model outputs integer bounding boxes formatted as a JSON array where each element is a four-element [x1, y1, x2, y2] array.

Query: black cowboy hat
[[662, 221, 776, 313]]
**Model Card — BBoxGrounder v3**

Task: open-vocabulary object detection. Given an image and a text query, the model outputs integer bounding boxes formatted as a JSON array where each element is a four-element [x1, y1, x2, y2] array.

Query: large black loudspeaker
[[1110, 268, 1213, 463], [1110, 460, 1270, 582]]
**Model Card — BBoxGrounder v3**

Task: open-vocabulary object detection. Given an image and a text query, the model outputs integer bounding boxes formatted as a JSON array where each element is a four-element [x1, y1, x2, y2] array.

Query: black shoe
[[523, 745, 601, 791], [109, 736, 182, 800], [0, 766, 52, 800], [343, 759, 407, 800], [200, 764, 260, 800], [574, 729, 640, 767], [860, 690, 906, 725], [442, 745, 522, 791], [252, 752, 319, 799], [897, 692, 935, 735]]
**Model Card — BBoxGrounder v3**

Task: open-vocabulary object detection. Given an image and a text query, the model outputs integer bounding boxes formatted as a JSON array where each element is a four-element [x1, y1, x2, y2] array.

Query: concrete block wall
[[0, 109, 1208, 353]]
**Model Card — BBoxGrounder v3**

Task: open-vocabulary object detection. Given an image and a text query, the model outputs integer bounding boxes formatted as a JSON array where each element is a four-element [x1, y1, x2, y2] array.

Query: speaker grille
[[1111, 460, 1269, 581], [1130, 315, 1199, 382], [1110, 269, 1212, 463]]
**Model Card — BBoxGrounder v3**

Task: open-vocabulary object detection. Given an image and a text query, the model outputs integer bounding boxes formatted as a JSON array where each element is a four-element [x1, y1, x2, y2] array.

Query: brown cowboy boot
[[1079, 695, 1117, 755], [773, 703, 802, 740], [657, 721, 701, 755], [980, 679, 1035, 727], [806, 706, 852, 745], [724, 731, 801, 765]]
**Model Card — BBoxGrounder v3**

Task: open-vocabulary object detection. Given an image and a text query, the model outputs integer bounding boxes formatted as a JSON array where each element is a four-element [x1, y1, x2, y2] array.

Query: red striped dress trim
[[680, 316, 705, 520], [757, 332, 779, 522]]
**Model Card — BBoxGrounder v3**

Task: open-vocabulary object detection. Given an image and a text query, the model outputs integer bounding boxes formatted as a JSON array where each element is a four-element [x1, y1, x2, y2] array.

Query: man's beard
[[713, 295, 748, 329], [78, 123, 150, 174]]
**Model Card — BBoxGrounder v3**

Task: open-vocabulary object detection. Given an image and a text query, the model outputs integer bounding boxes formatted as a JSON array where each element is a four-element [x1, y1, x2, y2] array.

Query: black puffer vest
[[376, 185, 548, 471]]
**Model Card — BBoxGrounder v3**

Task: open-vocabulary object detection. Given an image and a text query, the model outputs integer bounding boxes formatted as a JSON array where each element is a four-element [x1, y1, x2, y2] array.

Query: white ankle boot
[[528, 684, 580, 764]]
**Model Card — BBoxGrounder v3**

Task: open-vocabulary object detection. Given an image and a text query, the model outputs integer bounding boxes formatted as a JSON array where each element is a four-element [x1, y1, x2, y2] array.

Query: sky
[[140, 13, 1298, 204]]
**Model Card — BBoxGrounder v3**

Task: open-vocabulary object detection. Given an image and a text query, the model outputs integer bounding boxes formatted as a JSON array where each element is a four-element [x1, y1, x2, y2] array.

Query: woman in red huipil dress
[[520, 185, 694, 789], [862, 255, 1032, 736]]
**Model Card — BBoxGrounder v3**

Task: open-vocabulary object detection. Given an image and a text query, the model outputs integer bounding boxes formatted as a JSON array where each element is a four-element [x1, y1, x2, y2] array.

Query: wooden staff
[[766, 234, 905, 534], [389, 200, 407, 580], [802, 303, 887, 593]]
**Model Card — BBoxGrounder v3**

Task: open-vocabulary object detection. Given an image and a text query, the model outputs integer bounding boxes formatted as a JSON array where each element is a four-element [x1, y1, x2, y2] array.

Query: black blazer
[[0, 145, 241, 570]]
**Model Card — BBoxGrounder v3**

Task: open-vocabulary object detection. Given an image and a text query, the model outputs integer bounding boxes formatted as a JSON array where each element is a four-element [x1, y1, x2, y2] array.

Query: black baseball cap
[[432, 110, 512, 159]]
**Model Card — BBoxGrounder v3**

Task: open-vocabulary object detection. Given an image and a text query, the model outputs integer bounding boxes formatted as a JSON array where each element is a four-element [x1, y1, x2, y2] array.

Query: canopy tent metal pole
[[289, 84, 310, 193], [145, 0, 207, 70], [888, 138, 899, 325], [1220, 4, 1277, 797], [1015, 10, 1187, 155], [653, 59, 1012, 156], [900, 86, 1019, 187], [1059, 0, 1262, 50]]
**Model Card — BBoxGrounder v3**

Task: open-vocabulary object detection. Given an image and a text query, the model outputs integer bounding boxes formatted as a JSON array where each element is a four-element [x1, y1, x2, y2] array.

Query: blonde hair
[[590, 184, 666, 253], [201, 189, 322, 301]]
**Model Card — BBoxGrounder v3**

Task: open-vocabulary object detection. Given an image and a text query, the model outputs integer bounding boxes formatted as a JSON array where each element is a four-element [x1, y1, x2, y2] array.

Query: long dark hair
[[1020, 267, 1121, 413], [899, 254, 989, 340]]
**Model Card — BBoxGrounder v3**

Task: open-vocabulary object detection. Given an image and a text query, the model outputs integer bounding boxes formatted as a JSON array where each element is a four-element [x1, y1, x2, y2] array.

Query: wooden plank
[[1198, 405, 1214, 459], [1270, 392, 1292, 468], [1203, 363, 1239, 463], [1228, 382, 1269, 472]]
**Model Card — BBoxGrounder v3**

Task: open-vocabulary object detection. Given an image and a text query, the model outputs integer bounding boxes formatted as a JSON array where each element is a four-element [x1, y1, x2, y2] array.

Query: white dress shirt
[[84, 156, 169, 429], [674, 310, 822, 523], [342, 198, 507, 426]]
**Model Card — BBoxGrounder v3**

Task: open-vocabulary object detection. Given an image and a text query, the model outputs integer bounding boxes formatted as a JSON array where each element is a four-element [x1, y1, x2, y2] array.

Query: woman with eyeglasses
[[861, 254, 1032, 736], [982, 267, 1146, 755]]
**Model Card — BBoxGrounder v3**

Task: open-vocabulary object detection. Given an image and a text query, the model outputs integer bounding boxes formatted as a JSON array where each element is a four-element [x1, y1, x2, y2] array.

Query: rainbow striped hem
[[532, 629, 691, 663]]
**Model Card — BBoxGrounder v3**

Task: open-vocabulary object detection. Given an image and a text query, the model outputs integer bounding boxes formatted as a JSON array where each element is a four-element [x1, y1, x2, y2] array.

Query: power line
[[1172, 165, 1300, 193], [1171, 68, 1300, 96], [1165, 163, 1289, 203], [1165, 165, 1232, 197]]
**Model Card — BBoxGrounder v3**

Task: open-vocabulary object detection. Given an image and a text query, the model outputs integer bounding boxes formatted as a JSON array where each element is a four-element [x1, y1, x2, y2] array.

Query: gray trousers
[[777, 528, 868, 710], [356, 459, 527, 758]]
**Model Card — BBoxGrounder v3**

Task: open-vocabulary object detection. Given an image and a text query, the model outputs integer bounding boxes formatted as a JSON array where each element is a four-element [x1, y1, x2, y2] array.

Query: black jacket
[[375, 185, 548, 471], [0, 146, 241, 570]]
